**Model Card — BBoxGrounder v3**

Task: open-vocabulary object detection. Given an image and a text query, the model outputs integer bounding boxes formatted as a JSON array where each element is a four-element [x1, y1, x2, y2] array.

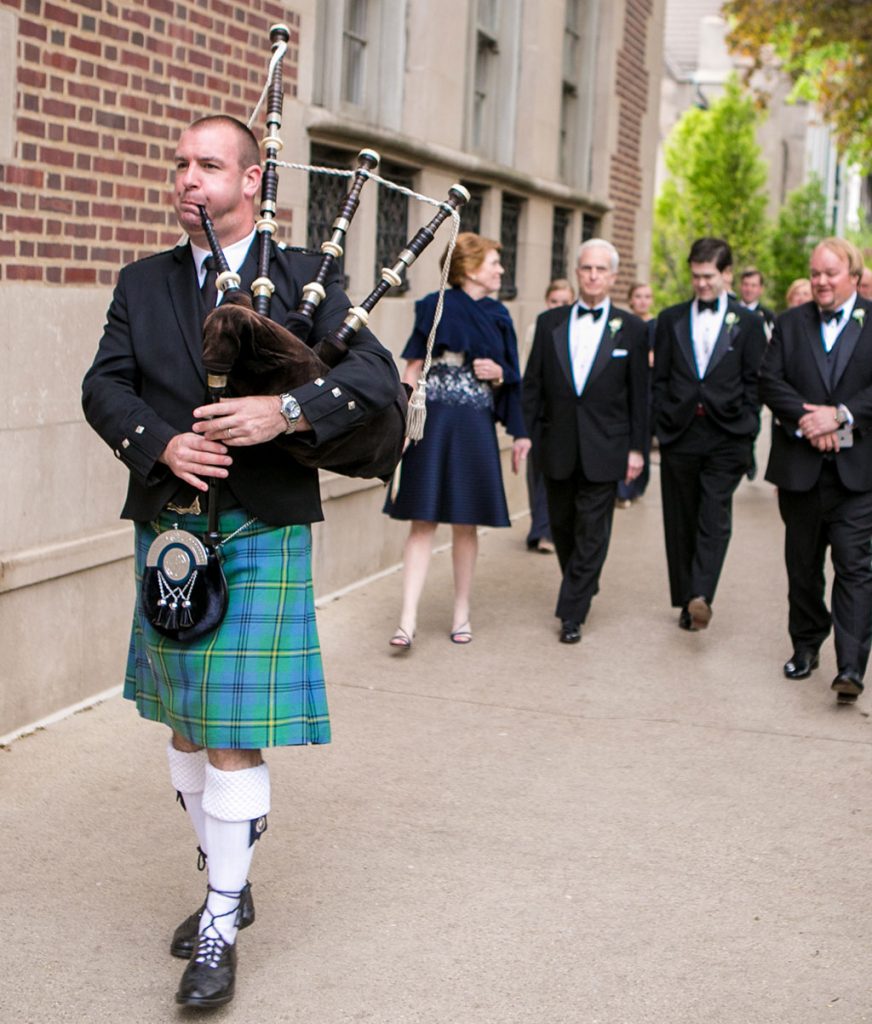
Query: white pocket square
[[611, 349, 628, 357]]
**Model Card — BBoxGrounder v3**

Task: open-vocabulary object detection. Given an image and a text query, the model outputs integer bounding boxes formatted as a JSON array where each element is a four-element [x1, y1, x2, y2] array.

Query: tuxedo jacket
[[744, 303, 775, 329], [652, 298, 766, 445], [82, 239, 401, 525], [521, 303, 649, 482], [759, 297, 872, 493]]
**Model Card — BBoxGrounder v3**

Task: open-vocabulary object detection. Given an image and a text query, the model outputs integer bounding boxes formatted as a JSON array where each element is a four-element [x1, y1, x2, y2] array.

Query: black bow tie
[[697, 298, 719, 314], [820, 308, 843, 324], [576, 305, 604, 321]]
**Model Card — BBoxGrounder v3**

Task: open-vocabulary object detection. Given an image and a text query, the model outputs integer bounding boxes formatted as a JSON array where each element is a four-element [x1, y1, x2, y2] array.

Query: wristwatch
[[279, 392, 302, 433]]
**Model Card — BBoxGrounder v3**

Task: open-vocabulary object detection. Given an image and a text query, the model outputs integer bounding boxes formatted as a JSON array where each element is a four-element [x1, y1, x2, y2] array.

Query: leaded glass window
[[500, 193, 523, 301], [375, 161, 414, 294], [307, 145, 354, 287], [459, 183, 486, 235], [551, 206, 572, 280]]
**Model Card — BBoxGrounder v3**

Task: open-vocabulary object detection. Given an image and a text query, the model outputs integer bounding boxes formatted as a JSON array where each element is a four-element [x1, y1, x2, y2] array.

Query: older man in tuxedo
[[522, 239, 648, 643], [759, 237, 872, 704], [653, 237, 767, 631]]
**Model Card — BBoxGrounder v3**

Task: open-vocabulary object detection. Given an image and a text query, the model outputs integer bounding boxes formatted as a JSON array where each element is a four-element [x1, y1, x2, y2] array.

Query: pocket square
[[611, 349, 628, 357]]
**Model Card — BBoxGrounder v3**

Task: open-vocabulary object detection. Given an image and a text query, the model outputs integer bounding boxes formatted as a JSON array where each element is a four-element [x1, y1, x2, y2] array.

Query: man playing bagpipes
[[81, 112, 400, 1008]]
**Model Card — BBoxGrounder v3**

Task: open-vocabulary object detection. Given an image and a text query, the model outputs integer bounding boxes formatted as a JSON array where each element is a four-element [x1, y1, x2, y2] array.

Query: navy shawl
[[401, 288, 527, 437]]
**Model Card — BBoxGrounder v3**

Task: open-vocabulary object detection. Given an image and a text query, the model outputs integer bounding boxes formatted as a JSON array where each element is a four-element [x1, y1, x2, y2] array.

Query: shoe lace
[[192, 931, 232, 967], [195, 885, 244, 960]]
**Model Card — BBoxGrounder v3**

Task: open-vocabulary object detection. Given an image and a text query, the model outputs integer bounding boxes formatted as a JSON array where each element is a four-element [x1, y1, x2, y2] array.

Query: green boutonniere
[[608, 317, 623, 335], [853, 307, 865, 327], [725, 311, 739, 329]]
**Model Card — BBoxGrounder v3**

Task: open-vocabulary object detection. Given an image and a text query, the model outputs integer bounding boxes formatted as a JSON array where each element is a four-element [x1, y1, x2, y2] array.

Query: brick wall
[[0, 0, 299, 286], [608, 0, 654, 298]]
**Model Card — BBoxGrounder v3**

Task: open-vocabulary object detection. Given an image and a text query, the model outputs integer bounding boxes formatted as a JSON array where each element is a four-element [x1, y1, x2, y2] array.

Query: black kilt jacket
[[82, 238, 401, 525]]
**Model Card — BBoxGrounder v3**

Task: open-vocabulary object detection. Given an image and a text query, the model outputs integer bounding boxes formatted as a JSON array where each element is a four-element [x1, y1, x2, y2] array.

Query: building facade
[[0, 0, 665, 740]]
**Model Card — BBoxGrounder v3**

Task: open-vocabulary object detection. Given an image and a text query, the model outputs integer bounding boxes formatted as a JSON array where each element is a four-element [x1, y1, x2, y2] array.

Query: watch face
[[282, 395, 301, 421]]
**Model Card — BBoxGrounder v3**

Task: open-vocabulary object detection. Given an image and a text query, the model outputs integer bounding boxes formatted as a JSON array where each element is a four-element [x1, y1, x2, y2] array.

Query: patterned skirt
[[125, 508, 330, 749]]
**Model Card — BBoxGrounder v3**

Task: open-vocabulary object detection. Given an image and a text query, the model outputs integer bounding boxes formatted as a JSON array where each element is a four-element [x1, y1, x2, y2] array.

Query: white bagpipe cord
[[272, 159, 461, 444]]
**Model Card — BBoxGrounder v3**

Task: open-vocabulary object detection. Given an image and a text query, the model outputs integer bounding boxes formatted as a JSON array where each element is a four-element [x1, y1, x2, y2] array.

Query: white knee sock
[[167, 743, 208, 858], [199, 762, 271, 945]]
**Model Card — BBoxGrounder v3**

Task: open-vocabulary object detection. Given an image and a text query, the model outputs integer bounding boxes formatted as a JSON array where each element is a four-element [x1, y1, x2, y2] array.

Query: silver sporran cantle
[[141, 528, 228, 642]]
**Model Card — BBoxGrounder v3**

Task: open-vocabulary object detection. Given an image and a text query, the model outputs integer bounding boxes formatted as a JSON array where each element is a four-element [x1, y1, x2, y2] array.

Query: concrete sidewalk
[[3, 467, 872, 1023]]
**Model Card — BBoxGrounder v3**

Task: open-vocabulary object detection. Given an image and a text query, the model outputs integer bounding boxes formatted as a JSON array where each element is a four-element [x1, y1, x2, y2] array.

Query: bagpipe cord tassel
[[405, 377, 427, 442], [403, 210, 460, 443]]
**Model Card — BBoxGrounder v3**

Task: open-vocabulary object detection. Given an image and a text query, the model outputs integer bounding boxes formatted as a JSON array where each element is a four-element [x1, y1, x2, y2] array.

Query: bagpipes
[[200, 23, 468, 481], [141, 23, 466, 643]]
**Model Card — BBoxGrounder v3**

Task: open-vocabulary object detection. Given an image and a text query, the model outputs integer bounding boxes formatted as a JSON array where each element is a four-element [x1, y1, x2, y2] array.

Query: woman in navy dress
[[384, 233, 530, 647]]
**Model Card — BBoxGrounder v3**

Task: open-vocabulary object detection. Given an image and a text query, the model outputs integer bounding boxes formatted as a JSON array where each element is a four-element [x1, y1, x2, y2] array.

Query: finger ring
[[226, 427, 233, 438]]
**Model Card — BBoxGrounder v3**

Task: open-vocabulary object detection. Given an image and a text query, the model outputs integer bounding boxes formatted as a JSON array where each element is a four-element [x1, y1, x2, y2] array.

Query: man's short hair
[[741, 266, 764, 285], [577, 238, 619, 273], [688, 237, 732, 272], [545, 277, 573, 300], [815, 237, 865, 281], [187, 115, 261, 171]]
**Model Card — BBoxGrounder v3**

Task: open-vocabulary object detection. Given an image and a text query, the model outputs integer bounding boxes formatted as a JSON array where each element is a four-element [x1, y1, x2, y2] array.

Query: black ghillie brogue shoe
[[171, 881, 255, 959], [175, 932, 237, 1008]]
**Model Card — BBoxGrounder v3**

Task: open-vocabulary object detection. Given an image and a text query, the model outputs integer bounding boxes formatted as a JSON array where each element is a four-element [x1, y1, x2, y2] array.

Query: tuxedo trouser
[[544, 467, 617, 623], [659, 418, 752, 608], [525, 448, 552, 545], [777, 464, 872, 677]]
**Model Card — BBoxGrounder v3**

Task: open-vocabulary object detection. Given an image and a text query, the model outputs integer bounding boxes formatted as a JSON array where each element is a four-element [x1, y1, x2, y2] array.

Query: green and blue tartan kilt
[[124, 508, 330, 749]]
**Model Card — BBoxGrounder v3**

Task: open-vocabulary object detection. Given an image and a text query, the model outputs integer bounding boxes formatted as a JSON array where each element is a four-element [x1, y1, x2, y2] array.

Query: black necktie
[[697, 298, 718, 314], [576, 305, 603, 321], [200, 256, 218, 313], [820, 308, 843, 324]]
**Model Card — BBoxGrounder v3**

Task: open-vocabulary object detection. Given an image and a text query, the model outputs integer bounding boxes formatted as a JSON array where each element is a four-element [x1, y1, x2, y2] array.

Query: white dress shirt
[[819, 292, 857, 353], [690, 293, 726, 377], [190, 229, 257, 305], [569, 298, 610, 395]]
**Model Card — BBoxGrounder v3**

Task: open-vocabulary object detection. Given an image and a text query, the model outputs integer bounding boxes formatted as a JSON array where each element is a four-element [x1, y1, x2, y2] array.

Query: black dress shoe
[[171, 882, 255, 959], [559, 620, 581, 644], [831, 671, 864, 704], [678, 607, 695, 631], [783, 650, 820, 680], [175, 933, 237, 1008]]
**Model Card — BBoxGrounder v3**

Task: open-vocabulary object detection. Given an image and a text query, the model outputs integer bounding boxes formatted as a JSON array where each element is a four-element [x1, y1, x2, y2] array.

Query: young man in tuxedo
[[759, 237, 872, 704], [522, 239, 648, 643], [652, 237, 767, 631]]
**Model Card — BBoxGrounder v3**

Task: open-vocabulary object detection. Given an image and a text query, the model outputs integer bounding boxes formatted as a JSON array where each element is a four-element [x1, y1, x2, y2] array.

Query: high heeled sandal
[[449, 622, 473, 644], [389, 626, 413, 650]]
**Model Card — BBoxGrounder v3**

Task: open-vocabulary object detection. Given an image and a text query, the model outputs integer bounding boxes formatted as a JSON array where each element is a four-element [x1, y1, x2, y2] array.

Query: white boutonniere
[[725, 311, 739, 330], [853, 308, 865, 327], [608, 317, 623, 336]]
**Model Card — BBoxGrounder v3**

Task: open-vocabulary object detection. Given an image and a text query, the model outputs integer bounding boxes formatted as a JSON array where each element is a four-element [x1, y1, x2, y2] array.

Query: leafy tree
[[724, 0, 872, 171], [768, 176, 827, 310], [652, 77, 769, 308]]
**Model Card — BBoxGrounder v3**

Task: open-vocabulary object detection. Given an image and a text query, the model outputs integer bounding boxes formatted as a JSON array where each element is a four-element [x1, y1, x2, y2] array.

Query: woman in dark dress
[[384, 233, 530, 647]]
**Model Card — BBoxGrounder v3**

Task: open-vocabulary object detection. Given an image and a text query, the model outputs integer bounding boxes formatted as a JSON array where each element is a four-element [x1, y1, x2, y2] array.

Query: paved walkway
[[3, 458, 872, 1023]]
